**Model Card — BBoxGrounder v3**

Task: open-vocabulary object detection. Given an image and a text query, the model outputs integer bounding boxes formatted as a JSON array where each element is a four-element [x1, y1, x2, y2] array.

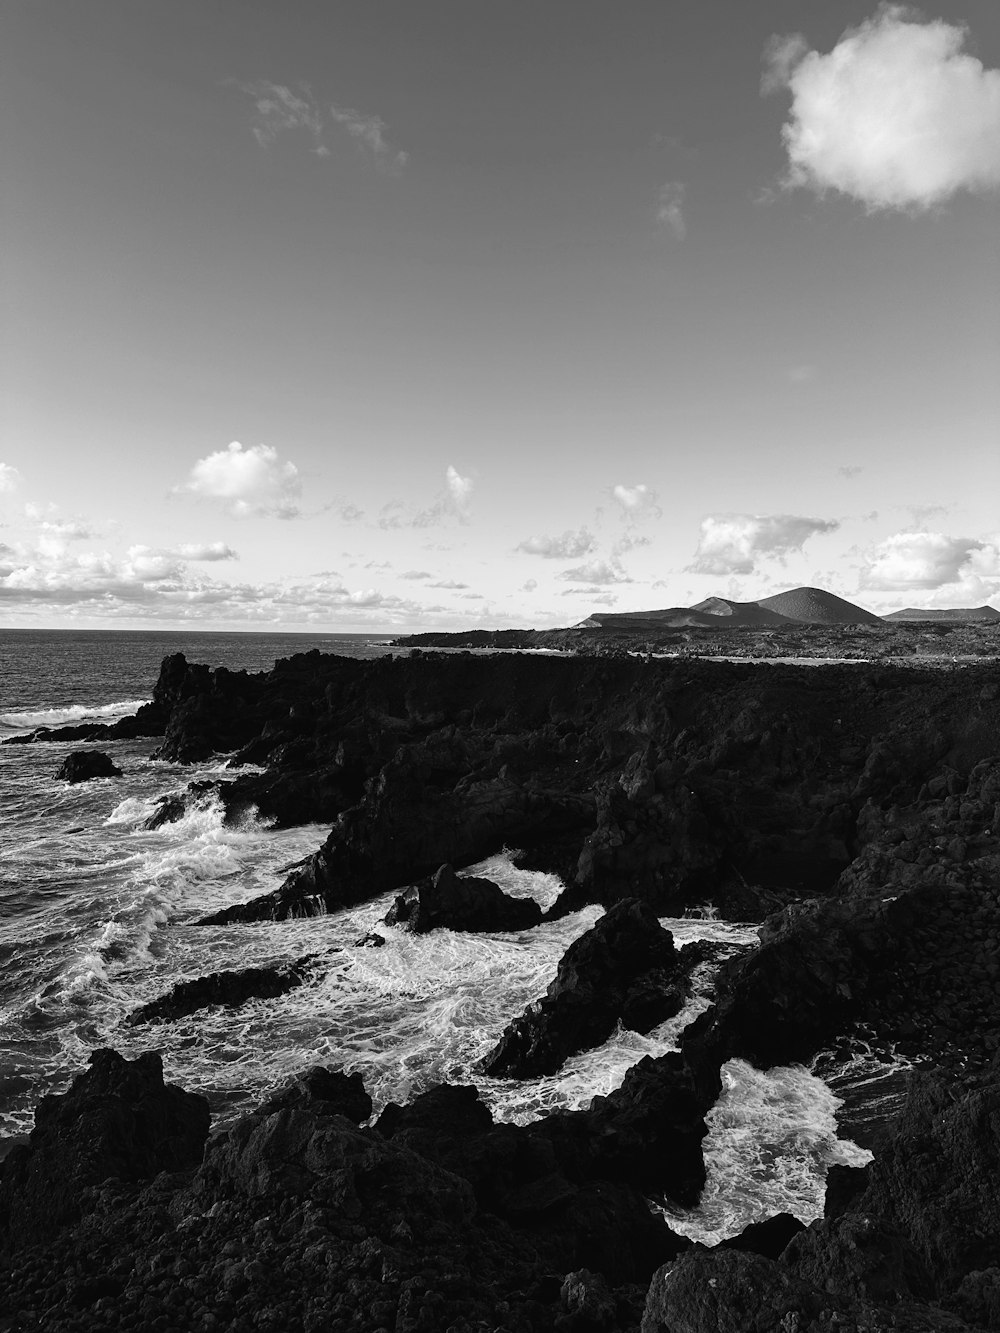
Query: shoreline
[[3, 646, 1000, 1329]]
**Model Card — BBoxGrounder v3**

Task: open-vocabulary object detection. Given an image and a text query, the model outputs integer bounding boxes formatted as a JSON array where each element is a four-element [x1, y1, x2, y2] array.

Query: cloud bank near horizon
[[862, 530, 1000, 603]]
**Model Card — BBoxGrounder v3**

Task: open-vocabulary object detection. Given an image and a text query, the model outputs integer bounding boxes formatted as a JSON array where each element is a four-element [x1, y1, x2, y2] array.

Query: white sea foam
[[0, 699, 148, 731], [660, 1057, 872, 1245]]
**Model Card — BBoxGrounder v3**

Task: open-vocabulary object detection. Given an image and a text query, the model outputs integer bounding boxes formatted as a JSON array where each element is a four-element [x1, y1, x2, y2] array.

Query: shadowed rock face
[[55, 750, 122, 782], [0, 1049, 209, 1252], [482, 898, 690, 1078]]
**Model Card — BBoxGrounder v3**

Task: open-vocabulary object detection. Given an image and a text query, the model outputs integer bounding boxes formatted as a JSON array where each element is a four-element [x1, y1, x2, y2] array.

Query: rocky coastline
[[4, 645, 1000, 1330]]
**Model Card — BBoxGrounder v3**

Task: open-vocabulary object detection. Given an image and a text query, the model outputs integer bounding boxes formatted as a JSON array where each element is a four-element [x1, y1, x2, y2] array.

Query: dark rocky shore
[[4, 644, 1000, 1329]]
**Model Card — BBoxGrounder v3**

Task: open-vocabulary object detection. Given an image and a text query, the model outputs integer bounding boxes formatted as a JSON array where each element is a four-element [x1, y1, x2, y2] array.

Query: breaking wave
[[0, 699, 148, 733]]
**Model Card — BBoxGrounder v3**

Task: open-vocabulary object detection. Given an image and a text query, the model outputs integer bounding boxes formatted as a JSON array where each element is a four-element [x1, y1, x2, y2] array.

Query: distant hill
[[756, 586, 884, 626], [884, 606, 1000, 623], [578, 598, 794, 631], [579, 585, 884, 631]]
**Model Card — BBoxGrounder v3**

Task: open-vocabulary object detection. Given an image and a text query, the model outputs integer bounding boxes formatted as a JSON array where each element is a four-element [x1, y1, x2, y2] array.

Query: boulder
[[384, 863, 543, 934], [482, 898, 686, 1078], [55, 750, 122, 782]]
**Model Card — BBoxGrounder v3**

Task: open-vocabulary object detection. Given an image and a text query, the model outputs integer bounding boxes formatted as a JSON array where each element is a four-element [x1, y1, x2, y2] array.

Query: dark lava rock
[[144, 792, 188, 828], [55, 750, 122, 783], [719, 1212, 805, 1260], [259, 1065, 373, 1124], [384, 862, 543, 934], [846, 1068, 1000, 1292], [126, 957, 317, 1025], [526, 1051, 711, 1210], [483, 898, 686, 1078], [354, 930, 385, 947], [374, 1082, 688, 1283], [641, 1248, 845, 1333], [0, 1049, 209, 1252]]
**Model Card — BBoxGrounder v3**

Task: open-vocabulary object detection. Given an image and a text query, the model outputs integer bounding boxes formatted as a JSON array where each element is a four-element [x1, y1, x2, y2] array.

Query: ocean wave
[[0, 699, 147, 731]]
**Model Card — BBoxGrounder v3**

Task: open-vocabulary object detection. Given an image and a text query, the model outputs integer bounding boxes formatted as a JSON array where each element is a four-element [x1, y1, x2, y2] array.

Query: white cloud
[[329, 104, 408, 173], [612, 532, 652, 556], [612, 483, 660, 517], [861, 531, 997, 590], [689, 513, 839, 575], [763, 7, 1000, 210], [560, 588, 619, 605], [380, 467, 474, 529], [656, 181, 686, 238], [516, 527, 597, 559], [445, 465, 473, 509], [39, 519, 96, 540], [400, 569, 432, 580], [174, 542, 239, 561], [558, 559, 632, 586], [232, 83, 407, 173], [0, 464, 20, 494], [234, 81, 326, 154], [429, 579, 469, 590], [522, 578, 538, 593], [838, 465, 863, 479], [179, 442, 302, 518]]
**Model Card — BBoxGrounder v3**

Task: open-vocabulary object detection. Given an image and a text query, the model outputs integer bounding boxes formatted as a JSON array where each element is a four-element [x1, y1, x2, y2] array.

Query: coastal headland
[[4, 629, 1000, 1330]]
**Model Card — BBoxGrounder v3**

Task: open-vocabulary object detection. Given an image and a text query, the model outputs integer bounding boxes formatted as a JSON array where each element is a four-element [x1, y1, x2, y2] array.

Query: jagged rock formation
[[384, 862, 543, 933], [482, 899, 696, 1078], [0, 1049, 209, 1252]]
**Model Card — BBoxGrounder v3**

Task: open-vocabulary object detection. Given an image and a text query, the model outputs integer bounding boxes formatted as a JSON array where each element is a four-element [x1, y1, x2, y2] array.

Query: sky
[[2, 0, 999, 631]]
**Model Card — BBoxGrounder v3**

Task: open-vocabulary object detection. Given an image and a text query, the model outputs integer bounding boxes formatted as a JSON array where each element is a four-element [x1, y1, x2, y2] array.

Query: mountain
[[578, 599, 794, 630], [756, 586, 885, 625], [687, 597, 796, 626], [884, 606, 1000, 623], [577, 586, 886, 631]]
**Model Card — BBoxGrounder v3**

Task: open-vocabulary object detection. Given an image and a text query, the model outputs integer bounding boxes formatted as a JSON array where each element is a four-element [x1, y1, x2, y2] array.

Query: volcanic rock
[[126, 957, 317, 1025], [384, 862, 543, 933], [0, 1049, 209, 1252], [55, 750, 122, 782], [374, 1082, 688, 1282], [719, 1212, 805, 1260], [641, 1248, 846, 1333], [259, 1065, 372, 1124], [483, 899, 687, 1078]]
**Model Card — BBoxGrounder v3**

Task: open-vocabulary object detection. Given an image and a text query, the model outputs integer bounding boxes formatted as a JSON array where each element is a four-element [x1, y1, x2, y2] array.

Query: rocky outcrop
[[384, 862, 543, 934], [374, 1081, 689, 1282], [55, 750, 123, 782], [259, 1065, 373, 1124], [641, 1066, 1000, 1333], [482, 899, 692, 1078], [0, 1053, 690, 1330], [126, 957, 317, 1025], [0, 1049, 209, 1253]]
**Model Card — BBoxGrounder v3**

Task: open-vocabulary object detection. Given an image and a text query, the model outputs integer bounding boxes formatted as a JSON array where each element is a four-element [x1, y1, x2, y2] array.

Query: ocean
[[0, 628, 874, 1243]]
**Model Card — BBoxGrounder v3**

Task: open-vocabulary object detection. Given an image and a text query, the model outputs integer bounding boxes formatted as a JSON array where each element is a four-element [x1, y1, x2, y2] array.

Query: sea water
[[0, 629, 872, 1242]]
